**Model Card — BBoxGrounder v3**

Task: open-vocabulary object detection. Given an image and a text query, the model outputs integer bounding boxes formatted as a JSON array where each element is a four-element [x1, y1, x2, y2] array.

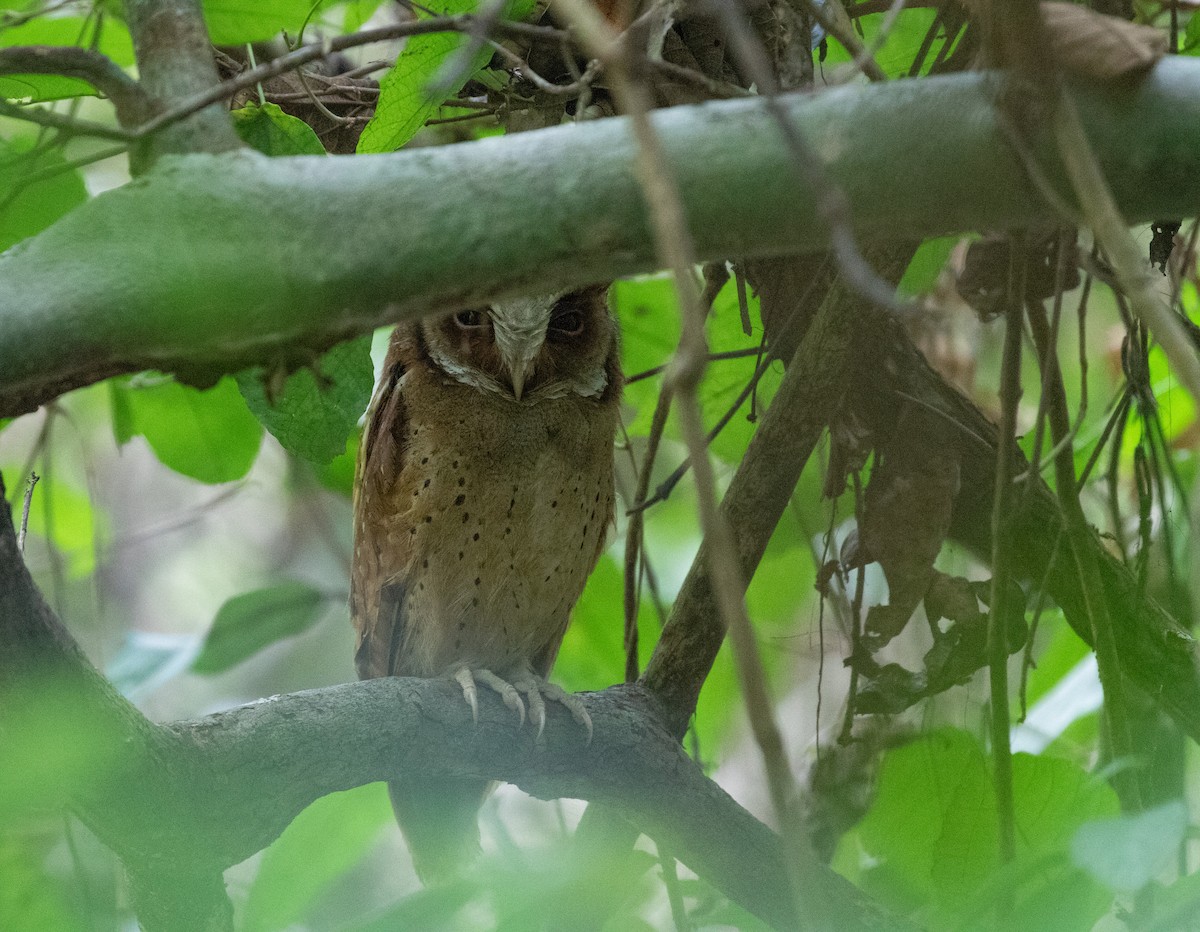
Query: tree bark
[[4, 60, 1200, 415]]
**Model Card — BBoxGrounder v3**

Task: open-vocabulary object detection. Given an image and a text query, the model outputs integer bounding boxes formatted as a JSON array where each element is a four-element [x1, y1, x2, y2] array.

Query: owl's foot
[[449, 666, 592, 744], [510, 673, 593, 745], [452, 666, 527, 726]]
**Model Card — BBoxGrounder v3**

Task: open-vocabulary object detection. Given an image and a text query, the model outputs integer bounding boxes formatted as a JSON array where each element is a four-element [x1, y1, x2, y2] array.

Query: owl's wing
[[351, 349, 412, 680]]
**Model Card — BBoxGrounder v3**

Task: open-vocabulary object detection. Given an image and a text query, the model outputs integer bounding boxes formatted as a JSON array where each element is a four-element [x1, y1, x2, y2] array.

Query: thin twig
[[1027, 296, 1140, 810], [17, 472, 39, 553], [0, 97, 133, 141], [988, 241, 1023, 881], [625, 347, 761, 385], [132, 17, 568, 142], [550, 0, 828, 923], [797, 0, 888, 82], [711, 0, 913, 316]]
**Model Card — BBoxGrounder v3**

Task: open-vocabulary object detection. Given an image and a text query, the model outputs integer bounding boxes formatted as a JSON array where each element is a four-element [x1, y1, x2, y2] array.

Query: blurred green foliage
[[3, 1, 1200, 929]]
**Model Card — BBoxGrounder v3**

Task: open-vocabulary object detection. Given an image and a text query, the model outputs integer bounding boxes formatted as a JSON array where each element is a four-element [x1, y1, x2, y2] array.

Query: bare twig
[[0, 97, 132, 141], [17, 472, 39, 553], [548, 0, 836, 923], [132, 17, 568, 142], [625, 348, 759, 384], [795, 0, 888, 82], [988, 241, 1023, 878], [709, 0, 913, 316]]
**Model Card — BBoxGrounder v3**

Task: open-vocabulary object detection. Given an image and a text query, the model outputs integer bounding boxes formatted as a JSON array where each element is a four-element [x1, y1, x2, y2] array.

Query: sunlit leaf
[[0, 15, 134, 100], [343, 0, 383, 32], [193, 581, 326, 674], [316, 428, 361, 496], [898, 236, 957, 297], [357, 0, 535, 154], [1071, 800, 1188, 893], [201, 0, 313, 45], [820, 8, 942, 78], [112, 375, 264, 484], [236, 335, 373, 465], [0, 137, 87, 251], [0, 835, 82, 932], [835, 729, 1119, 923], [232, 101, 327, 156], [241, 784, 391, 932]]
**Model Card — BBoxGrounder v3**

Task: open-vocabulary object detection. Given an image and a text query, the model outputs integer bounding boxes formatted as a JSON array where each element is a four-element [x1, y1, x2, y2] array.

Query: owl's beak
[[490, 296, 557, 402], [502, 346, 538, 402]]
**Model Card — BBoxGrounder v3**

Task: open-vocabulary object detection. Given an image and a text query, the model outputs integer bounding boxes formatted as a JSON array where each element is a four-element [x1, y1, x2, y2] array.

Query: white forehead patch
[[489, 293, 564, 337]]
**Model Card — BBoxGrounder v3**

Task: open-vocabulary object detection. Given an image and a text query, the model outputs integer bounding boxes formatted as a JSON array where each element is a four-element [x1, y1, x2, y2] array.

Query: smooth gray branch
[[4, 60, 1200, 417]]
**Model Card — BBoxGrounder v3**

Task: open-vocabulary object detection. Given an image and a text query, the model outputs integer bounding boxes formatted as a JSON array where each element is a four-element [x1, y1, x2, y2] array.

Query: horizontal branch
[[3, 59, 1200, 415], [0, 473, 900, 930]]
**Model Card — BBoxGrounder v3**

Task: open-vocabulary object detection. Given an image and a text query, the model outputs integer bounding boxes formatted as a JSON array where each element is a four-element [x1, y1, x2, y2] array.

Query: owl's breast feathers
[[351, 321, 620, 683]]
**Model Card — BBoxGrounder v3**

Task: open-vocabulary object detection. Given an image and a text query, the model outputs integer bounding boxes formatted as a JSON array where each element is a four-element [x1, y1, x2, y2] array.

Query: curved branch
[[0, 46, 150, 126], [4, 60, 1200, 416], [0, 472, 902, 931]]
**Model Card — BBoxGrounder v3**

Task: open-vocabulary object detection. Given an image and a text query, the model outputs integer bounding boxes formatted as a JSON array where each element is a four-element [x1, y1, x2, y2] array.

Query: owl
[[350, 285, 621, 883]]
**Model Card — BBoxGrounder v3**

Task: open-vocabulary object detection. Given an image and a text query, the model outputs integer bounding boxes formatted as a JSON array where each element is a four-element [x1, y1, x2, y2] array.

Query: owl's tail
[[389, 777, 490, 885]]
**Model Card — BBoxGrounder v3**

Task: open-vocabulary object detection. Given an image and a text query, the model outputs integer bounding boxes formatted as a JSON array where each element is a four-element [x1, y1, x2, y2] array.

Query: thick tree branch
[[123, 0, 240, 162], [4, 60, 1200, 416], [0, 474, 905, 931]]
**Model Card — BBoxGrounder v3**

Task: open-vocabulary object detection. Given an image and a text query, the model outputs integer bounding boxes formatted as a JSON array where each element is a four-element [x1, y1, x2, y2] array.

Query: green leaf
[[236, 335, 373, 465], [0, 834, 84, 932], [232, 101, 327, 156], [241, 784, 391, 932], [343, 0, 384, 32], [201, 0, 313, 45], [835, 729, 1120, 922], [315, 428, 361, 495], [0, 15, 134, 100], [357, 0, 535, 154], [193, 581, 326, 674], [0, 136, 88, 251], [898, 235, 957, 296], [1071, 800, 1188, 893], [112, 375, 264, 483]]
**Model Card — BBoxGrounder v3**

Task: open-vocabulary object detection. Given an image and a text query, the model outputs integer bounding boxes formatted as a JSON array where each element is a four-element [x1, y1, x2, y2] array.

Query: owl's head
[[421, 285, 618, 403]]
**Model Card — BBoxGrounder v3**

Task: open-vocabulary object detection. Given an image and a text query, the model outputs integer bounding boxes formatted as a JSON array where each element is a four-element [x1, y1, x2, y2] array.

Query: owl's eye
[[455, 309, 485, 329], [549, 310, 584, 337]]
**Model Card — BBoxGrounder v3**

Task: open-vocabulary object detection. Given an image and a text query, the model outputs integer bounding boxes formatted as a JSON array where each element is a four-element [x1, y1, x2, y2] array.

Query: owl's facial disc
[[488, 294, 559, 401]]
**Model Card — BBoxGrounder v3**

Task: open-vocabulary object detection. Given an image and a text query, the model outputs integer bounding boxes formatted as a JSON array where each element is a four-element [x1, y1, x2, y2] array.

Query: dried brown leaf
[[1042, 1, 1167, 82]]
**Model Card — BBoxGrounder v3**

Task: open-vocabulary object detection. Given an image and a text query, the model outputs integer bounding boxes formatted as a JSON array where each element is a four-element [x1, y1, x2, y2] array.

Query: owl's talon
[[541, 681, 594, 745], [453, 667, 480, 723], [474, 668, 526, 727]]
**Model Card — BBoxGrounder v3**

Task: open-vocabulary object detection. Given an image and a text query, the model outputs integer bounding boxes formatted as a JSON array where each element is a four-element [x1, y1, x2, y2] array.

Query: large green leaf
[[111, 375, 264, 484], [0, 835, 84, 932], [240, 783, 391, 932], [201, 0, 313, 45], [357, 0, 534, 154], [0, 15, 134, 100], [0, 137, 87, 251], [232, 101, 327, 156], [834, 729, 1119, 927], [193, 581, 326, 674], [236, 335, 373, 465]]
